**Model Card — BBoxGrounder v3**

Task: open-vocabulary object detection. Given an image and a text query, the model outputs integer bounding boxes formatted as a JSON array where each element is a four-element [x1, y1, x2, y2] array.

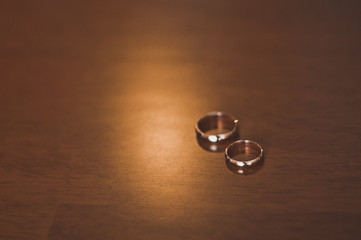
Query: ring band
[[225, 159, 264, 175], [225, 140, 264, 167], [195, 112, 238, 143]]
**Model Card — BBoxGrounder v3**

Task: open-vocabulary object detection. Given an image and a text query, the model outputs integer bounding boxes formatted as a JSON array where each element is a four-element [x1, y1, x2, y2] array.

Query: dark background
[[1, 0, 361, 239]]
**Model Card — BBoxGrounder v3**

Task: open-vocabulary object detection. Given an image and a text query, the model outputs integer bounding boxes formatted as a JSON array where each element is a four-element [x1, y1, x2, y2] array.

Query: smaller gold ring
[[225, 140, 264, 167]]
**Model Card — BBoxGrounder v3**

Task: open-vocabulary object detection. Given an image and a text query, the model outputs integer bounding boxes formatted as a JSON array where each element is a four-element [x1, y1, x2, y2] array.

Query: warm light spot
[[108, 42, 203, 208]]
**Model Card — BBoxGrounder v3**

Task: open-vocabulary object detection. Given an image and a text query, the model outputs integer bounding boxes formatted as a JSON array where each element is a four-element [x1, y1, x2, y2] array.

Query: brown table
[[1, 1, 361, 239]]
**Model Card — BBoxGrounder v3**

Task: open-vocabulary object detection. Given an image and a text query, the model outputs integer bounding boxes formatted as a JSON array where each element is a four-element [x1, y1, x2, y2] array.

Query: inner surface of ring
[[228, 141, 261, 161], [198, 115, 235, 135]]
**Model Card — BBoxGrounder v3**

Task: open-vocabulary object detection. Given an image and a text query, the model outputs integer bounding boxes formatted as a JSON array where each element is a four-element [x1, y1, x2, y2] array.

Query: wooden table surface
[[1, 1, 361, 239]]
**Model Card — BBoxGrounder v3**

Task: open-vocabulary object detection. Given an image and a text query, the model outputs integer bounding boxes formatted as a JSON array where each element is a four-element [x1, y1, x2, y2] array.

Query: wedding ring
[[225, 140, 264, 167], [195, 112, 238, 143], [195, 112, 239, 152]]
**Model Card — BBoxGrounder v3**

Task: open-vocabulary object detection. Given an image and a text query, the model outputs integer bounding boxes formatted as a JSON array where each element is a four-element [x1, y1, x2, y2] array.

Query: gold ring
[[225, 140, 264, 167], [195, 112, 239, 152]]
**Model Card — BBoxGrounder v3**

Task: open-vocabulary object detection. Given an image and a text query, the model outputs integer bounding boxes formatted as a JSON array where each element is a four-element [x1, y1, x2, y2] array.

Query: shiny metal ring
[[225, 140, 264, 167], [195, 112, 238, 144]]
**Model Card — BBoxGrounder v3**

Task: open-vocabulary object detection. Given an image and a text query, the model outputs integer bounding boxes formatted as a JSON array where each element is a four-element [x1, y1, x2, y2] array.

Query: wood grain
[[1, 1, 361, 239]]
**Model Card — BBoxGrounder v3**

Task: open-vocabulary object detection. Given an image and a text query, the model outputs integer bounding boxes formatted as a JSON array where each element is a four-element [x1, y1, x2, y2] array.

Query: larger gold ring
[[195, 112, 239, 152], [195, 112, 238, 143]]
